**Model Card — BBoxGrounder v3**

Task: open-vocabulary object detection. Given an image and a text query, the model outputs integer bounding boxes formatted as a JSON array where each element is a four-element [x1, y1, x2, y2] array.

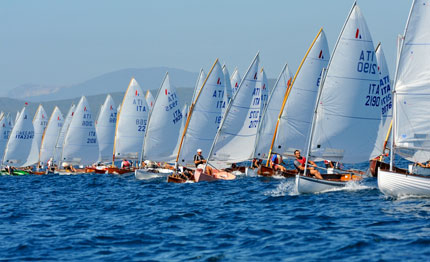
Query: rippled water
[[0, 163, 429, 261]]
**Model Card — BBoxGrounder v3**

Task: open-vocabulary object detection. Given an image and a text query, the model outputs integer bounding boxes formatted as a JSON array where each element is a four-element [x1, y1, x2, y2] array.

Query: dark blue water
[[1, 161, 429, 261]]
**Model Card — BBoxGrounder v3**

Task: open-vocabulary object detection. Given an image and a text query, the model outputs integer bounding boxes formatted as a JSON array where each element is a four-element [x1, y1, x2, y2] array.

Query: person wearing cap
[[194, 149, 207, 168], [47, 157, 55, 172]]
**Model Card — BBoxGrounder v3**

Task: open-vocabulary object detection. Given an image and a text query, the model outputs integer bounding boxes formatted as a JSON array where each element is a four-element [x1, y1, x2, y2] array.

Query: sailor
[[252, 158, 262, 169], [193, 149, 207, 168], [62, 162, 76, 172], [47, 158, 55, 172], [416, 160, 430, 168], [270, 152, 287, 172], [193, 149, 213, 176], [121, 159, 131, 169], [293, 150, 323, 179]]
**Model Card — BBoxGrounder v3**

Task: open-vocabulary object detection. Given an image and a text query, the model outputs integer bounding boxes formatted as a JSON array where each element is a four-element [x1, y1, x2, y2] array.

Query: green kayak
[[0, 170, 30, 176]]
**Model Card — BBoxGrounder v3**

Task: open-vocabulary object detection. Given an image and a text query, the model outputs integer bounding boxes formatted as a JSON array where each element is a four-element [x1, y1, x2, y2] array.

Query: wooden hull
[[106, 167, 134, 175], [85, 167, 107, 174], [378, 167, 430, 197], [296, 173, 362, 194], [257, 165, 297, 178]]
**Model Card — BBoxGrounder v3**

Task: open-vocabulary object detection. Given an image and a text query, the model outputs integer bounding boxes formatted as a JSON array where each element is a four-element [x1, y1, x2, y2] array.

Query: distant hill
[[0, 88, 195, 121], [7, 67, 199, 102]]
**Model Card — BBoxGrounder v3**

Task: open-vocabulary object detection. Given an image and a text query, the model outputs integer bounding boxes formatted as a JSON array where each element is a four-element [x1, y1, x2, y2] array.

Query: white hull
[[134, 168, 173, 180], [296, 175, 346, 194], [378, 168, 430, 197]]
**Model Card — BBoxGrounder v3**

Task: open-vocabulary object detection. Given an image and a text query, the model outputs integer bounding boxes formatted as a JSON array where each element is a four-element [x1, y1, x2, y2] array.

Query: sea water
[[0, 160, 429, 261]]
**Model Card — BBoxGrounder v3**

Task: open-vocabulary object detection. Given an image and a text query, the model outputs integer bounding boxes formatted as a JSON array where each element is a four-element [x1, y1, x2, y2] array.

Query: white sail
[[394, 0, 430, 162], [230, 67, 242, 96], [253, 64, 292, 159], [55, 104, 75, 162], [14, 110, 20, 126], [27, 105, 48, 165], [222, 65, 233, 101], [96, 95, 117, 162], [208, 53, 260, 168], [191, 69, 207, 104], [3, 107, 36, 167], [145, 90, 155, 111], [259, 68, 269, 113], [143, 73, 183, 162], [170, 103, 189, 162], [370, 44, 392, 158], [0, 113, 11, 159], [310, 4, 381, 163], [274, 29, 330, 155], [114, 78, 149, 161], [39, 107, 64, 164], [62, 96, 99, 165], [176, 60, 225, 166]]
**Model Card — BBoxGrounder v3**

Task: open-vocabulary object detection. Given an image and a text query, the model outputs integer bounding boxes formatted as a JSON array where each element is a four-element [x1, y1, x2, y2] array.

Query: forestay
[[62, 96, 99, 165], [394, 0, 430, 162], [176, 60, 225, 166], [114, 78, 149, 161], [230, 68, 241, 96], [370, 44, 392, 158], [3, 107, 36, 167], [208, 53, 260, 168], [253, 64, 292, 159], [39, 107, 64, 165], [54, 104, 75, 162], [143, 73, 183, 162], [274, 29, 329, 156], [96, 95, 117, 162], [310, 4, 381, 163]]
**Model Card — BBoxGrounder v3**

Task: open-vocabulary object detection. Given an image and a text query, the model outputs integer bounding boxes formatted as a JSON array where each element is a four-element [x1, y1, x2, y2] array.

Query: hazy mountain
[[0, 88, 195, 122], [8, 67, 199, 102]]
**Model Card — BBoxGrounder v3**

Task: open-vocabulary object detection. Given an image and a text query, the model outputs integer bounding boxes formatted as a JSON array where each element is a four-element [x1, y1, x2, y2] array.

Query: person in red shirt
[[293, 150, 323, 179]]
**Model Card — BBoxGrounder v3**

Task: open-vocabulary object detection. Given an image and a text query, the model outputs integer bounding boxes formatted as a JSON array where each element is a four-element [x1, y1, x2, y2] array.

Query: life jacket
[[297, 157, 306, 167], [274, 154, 282, 165], [122, 160, 131, 167]]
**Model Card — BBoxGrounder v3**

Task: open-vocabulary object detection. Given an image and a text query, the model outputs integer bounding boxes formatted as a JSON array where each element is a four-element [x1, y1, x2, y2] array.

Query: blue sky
[[0, 0, 411, 95]]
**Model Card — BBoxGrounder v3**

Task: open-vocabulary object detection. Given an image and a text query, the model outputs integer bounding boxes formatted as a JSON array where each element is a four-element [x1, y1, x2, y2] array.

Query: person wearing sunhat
[[193, 148, 207, 168]]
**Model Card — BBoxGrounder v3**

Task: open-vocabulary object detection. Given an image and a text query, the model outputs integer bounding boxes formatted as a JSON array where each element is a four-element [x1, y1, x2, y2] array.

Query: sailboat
[[222, 65, 233, 102], [112, 78, 149, 174], [39, 106, 64, 170], [96, 95, 117, 163], [30, 105, 48, 167], [378, 0, 430, 197], [296, 3, 381, 193], [253, 64, 294, 177], [54, 104, 75, 165], [145, 90, 155, 111], [230, 67, 241, 96], [60, 96, 99, 174], [0, 113, 12, 159], [135, 73, 183, 179], [206, 53, 261, 170], [168, 59, 235, 183], [2, 106, 38, 174], [368, 43, 393, 177]]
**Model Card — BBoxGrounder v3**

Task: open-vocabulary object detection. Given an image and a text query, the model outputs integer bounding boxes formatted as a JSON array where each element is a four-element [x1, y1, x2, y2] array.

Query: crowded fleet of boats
[[1, 1, 429, 198]]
